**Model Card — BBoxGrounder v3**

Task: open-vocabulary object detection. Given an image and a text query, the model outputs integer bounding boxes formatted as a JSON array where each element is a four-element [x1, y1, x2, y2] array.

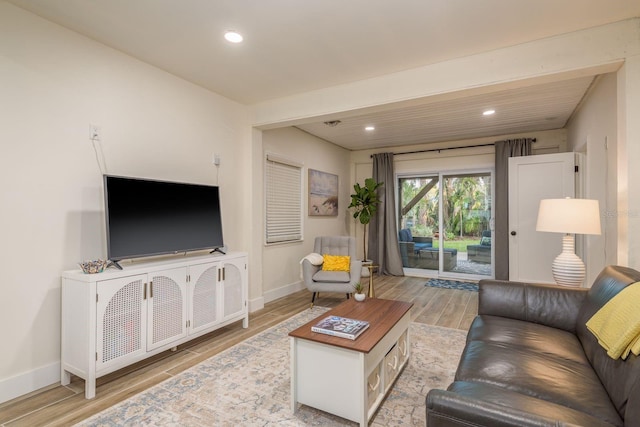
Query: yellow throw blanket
[[586, 281, 640, 360]]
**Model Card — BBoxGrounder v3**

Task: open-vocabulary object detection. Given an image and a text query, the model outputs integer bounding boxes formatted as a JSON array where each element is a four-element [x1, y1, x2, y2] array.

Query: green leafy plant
[[348, 178, 383, 260], [353, 282, 365, 294]]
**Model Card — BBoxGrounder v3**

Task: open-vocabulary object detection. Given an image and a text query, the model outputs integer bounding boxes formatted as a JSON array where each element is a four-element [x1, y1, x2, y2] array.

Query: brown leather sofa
[[426, 265, 640, 427]]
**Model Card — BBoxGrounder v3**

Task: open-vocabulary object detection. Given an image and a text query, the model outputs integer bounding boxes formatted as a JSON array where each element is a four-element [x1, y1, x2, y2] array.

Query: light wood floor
[[0, 275, 478, 427]]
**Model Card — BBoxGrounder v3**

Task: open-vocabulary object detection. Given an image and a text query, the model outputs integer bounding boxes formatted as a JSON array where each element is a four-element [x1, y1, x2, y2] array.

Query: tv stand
[[61, 251, 248, 399], [211, 247, 226, 255], [108, 260, 123, 270]]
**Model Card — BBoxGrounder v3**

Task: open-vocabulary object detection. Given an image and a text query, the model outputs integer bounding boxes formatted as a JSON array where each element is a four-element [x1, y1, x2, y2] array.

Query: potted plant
[[348, 178, 383, 261], [353, 282, 366, 301]]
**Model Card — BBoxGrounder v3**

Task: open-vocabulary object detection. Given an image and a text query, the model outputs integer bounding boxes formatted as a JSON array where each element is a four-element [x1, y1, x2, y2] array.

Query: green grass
[[431, 238, 478, 252]]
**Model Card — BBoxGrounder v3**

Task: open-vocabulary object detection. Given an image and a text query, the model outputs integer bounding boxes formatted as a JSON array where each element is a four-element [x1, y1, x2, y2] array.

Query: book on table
[[311, 315, 370, 340]]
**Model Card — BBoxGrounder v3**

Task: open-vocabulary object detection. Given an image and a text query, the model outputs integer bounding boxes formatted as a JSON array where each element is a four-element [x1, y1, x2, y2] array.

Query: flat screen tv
[[104, 175, 224, 269]]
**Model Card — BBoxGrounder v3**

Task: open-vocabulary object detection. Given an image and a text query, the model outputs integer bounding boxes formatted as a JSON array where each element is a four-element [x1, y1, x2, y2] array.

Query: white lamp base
[[551, 234, 585, 287]]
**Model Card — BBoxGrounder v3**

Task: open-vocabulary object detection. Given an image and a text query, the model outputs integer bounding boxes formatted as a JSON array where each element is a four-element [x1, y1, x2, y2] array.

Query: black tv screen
[[104, 175, 224, 262]]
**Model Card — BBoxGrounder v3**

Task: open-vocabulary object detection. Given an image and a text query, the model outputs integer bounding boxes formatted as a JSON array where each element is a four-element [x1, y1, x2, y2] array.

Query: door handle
[[510, 231, 517, 236]]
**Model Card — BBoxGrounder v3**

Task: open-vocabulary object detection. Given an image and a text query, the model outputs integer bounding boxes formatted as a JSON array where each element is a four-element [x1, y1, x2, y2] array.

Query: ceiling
[[9, 0, 640, 150]]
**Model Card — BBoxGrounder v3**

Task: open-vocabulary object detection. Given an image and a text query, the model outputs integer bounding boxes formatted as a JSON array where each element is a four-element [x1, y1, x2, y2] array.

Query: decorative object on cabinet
[[79, 259, 109, 274]]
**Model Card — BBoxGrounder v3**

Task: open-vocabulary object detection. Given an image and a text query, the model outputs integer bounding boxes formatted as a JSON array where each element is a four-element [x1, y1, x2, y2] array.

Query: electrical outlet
[[89, 124, 101, 142], [213, 154, 221, 165]]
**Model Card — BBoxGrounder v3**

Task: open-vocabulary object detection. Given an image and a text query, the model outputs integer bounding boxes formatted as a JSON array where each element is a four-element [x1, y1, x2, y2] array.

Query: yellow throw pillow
[[322, 254, 351, 272]]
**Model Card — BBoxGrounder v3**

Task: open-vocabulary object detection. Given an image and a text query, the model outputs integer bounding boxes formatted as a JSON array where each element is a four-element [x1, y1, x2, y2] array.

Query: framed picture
[[308, 169, 338, 216]]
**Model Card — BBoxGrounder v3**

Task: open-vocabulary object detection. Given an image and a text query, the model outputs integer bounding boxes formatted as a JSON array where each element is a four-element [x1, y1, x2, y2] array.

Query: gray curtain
[[494, 138, 533, 280], [369, 153, 404, 276]]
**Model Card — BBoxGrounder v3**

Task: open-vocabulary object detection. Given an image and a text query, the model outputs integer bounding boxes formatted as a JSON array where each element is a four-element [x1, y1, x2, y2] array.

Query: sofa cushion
[[444, 382, 620, 427], [467, 315, 589, 364], [455, 339, 623, 426], [312, 270, 350, 283], [419, 247, 457, 257]]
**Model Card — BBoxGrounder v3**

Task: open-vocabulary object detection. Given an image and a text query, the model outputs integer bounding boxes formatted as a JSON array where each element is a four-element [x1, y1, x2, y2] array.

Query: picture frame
[[308, 169, 338, 216]]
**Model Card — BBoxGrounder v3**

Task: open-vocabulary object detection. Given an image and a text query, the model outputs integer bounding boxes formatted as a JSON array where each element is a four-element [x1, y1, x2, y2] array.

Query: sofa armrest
[[349, 258, 362, 286], [478, 279, 588, 333], [301, 259, 321, 287], [426, 389, 586, 427]]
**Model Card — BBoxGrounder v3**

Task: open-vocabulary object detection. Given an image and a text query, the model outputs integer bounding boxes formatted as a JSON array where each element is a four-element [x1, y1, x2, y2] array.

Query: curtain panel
[[369, 153, 404, 276], [494, 138, 533, 280]]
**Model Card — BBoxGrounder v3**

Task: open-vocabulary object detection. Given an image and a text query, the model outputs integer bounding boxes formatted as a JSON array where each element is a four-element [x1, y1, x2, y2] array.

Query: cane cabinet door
[[188, 262, 219, 334], [96, 274, 147, 371]]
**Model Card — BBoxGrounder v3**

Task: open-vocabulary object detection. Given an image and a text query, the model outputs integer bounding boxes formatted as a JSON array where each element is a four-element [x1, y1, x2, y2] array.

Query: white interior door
[[508, 153, 575, 283]]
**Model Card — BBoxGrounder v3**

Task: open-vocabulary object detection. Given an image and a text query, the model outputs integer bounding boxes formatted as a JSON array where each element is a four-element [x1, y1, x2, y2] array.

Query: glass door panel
[[441, 173, 492, 277], [398, 176, 439, 272], [398, 171, 493, 279]]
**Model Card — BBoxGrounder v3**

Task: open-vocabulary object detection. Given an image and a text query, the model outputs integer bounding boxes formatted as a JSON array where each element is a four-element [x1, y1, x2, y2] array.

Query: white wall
[[258, 127, 352, 305], [616, 55, 640, 268], [567, 73, 618, 284], [0, 2, 249, 403]]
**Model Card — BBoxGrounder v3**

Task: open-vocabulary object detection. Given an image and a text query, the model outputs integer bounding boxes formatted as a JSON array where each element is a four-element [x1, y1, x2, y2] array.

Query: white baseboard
[[263, 280, 305, 305], [248, 296, 265, 313], [0, 362, 60, 404]]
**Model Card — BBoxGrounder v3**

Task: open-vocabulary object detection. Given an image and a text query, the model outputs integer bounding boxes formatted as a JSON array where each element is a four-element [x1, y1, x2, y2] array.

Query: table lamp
[[536, 198, 601, 287]]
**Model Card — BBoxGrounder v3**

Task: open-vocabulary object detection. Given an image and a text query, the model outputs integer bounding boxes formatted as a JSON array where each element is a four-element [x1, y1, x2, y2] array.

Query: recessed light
[[224, 31, 243, 43], [365, 126, 375, 131], [483, 109, 495, 116]]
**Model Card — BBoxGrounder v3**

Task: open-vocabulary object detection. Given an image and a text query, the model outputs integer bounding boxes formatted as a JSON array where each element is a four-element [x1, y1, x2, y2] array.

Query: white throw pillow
[[302, 252, 324, 265]]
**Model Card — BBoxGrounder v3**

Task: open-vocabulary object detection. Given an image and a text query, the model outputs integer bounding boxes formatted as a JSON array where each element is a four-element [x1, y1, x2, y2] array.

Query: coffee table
[[289, 298, 413, 426]]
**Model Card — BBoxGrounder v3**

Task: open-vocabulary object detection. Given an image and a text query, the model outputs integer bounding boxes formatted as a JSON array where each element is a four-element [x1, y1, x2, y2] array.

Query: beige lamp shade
[[536, 198, 601, 235]]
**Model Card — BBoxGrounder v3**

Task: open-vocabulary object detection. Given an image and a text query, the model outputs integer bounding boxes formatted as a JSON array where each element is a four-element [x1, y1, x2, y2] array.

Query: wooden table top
[[288, 298, 413, 353]]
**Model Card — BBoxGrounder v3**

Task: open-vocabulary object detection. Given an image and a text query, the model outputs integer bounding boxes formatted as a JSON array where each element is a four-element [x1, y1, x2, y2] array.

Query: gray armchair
[[301, 236, 362, 307]]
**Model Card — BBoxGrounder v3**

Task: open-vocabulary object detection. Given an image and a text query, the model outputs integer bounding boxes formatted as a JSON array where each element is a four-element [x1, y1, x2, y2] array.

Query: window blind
[[265, 154, 303, 244]]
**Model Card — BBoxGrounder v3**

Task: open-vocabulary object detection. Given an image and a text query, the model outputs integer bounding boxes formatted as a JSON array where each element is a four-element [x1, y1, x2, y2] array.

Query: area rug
[[77, 307, 467, 427], [425, 278, 479, 292]]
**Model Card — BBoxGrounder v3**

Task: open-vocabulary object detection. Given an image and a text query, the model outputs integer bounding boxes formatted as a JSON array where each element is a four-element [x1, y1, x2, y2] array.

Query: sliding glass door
[[398, 171, 493, 279]]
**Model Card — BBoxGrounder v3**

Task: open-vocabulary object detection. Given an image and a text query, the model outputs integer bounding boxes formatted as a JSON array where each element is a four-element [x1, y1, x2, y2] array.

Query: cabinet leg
[[85, 375, 96, 399], [243, 316, 249, 328]]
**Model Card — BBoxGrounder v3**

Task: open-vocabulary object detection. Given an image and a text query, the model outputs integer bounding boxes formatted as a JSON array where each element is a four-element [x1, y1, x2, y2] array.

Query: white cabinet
[[61, 252, 248, 399]]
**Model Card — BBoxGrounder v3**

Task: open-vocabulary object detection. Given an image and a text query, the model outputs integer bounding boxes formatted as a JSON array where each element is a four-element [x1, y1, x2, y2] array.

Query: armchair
[[398, 228, 433, 254], [466, 230, 491, 263], [301, 236, 362, 308]]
